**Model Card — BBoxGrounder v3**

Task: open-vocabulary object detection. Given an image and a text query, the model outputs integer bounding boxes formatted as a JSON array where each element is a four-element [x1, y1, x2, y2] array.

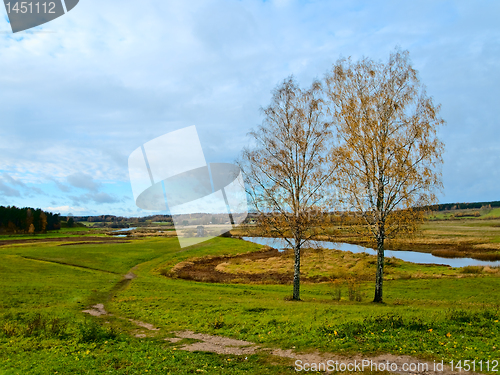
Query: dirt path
[[166, 330, 482, 375], [82, 268, 162, 336], [82, 263, 486, 374], [83, 286, 483, 374], [86, 299, 466, 375], [82, 303, 108, 317], [82, 301, 160, 336]]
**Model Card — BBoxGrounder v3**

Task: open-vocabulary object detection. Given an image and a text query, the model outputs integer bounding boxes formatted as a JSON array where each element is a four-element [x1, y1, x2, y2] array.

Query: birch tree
[[239, 76, 335, 301], [324, 49, 444, 303]]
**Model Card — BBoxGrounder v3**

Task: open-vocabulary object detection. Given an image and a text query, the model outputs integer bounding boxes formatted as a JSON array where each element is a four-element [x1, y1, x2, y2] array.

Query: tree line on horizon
[[0, 206, 61, 234], [428, 200, 500, 211]]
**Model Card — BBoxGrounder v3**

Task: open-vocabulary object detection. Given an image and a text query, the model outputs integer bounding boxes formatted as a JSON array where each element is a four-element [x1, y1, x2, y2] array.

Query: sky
[[0, 0, 499, 217]]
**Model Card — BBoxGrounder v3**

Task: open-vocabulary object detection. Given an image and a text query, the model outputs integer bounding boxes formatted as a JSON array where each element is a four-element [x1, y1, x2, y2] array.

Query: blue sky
[[0, 0, 499, 216]]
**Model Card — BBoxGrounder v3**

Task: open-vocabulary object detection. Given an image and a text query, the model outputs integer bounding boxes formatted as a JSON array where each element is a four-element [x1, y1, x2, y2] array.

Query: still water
[[242, 237, 500, 268], [112, 227, 137, 233]]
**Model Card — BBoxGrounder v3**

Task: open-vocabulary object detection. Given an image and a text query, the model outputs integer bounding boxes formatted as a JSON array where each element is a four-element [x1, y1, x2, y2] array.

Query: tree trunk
[[373, 235, 385, 303], [292, 245, 301, 300]]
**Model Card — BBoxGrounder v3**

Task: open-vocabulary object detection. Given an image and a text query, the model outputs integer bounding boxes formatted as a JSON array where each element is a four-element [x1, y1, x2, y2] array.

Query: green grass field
[[1, 236, 499, 374], [0, 226, 102, 241], [427, 207, 500, 221]]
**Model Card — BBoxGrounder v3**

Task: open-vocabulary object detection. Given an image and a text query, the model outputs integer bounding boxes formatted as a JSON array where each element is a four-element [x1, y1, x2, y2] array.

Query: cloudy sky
[[0, 0, 499, 216]]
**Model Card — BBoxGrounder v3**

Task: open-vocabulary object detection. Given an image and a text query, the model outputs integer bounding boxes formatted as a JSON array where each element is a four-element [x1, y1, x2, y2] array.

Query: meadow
[[0, 223, 499, 374]]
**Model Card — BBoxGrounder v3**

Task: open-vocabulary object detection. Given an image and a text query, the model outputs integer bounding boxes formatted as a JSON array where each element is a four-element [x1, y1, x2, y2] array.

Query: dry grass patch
[[177, 247, 466, 284], [473, 243, 500, 250]]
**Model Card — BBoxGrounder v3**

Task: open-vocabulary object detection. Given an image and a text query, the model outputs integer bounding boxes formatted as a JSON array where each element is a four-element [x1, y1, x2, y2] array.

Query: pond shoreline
[[241, 236, 500, 268]]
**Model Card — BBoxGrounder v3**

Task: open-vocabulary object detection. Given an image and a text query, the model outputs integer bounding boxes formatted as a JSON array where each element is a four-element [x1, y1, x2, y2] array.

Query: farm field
[[0, 228, 499, 374]]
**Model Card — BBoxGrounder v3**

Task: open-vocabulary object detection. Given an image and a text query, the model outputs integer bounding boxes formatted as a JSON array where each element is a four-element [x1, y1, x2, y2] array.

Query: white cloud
[[0, 0, 499, 212], [44, 205, 87, 214]]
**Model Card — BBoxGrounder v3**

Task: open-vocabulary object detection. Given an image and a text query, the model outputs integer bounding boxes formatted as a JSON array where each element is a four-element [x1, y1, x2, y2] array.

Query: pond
[[111, 227, 137, 233], [242, 237, 500, 268]]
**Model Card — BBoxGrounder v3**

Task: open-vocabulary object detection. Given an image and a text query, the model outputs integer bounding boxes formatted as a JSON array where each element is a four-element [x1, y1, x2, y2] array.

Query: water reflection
[[111, 227, 137, 233], [242, 237, 500, 268]]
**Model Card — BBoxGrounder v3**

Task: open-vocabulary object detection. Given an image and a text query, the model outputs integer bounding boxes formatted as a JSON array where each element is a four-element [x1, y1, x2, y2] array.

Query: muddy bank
[[0, 236, 130, 247], [377, 242, 500, 261], [168, 247, 331, 284]]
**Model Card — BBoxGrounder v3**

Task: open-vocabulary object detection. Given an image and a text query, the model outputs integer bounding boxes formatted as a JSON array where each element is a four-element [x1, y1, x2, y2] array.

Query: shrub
[[319, 313, 431, 339], [331, 280, 342, 301], [211, 314, 225, 329], [25, 313, 46, 336], [77, 319, 118, 343], [0, 313, 69, 339], [460, 266, 483, 274], [2, 321, 18, 337], [347, 279, 363, 302], [446, 308, 498, 323]]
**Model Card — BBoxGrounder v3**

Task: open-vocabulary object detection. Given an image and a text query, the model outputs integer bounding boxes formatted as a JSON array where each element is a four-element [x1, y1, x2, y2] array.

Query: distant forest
[[0, 206, 61, 234], [1, 200, 497, 235], [428, 200, 500, 211]]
